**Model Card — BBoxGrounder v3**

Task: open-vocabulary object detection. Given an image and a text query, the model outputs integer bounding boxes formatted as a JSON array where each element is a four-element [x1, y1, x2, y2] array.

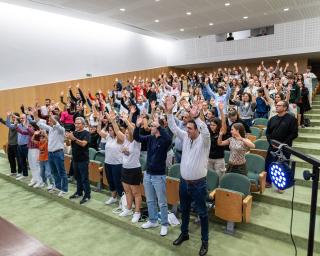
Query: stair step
[[239, 201, 320, 252], [292, 154, 319, 168], [253, 185, 320, 214], [298, 127, 320, 134], [305, 113, 320, 119], [295, 135, 320, 143], [293, 142, 320, 155]]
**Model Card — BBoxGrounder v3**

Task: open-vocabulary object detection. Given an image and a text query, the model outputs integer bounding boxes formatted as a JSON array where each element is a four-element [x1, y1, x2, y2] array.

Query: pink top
[[60, 111, 74, 124]]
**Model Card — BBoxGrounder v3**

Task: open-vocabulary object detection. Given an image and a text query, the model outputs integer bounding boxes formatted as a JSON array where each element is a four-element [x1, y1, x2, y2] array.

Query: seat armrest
[[259, 171, 267, 194], [242, 195, 253, 223], [209, 189, 216, 200]]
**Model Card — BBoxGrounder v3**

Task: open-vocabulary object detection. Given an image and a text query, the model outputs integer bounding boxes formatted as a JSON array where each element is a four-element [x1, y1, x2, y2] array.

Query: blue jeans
[[74, 160, 91, 198], [48, 150, 68, 192], [17, 144, 28, 176], [143, 173, 168, 226], [105, 163, 123, 196], [40, 160, 55, 186], [180, 177, 209, 242]]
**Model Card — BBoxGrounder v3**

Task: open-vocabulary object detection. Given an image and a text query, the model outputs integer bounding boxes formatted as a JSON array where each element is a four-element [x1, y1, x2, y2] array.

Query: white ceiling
[[2, 0, 320, 40]]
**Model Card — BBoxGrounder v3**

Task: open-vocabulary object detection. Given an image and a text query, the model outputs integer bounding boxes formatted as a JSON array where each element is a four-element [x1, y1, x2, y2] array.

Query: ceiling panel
[[3, 0, 320, 39]]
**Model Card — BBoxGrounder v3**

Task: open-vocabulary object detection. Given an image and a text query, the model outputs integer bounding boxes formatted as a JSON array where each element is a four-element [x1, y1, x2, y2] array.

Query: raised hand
[[294, 62, 298, 67], [130, 105, 137, 114], [136, 115, 143, 127], [164, 96, 175, 114], [150, 100, 156, 110], [276, 59, 281, 64], [108, 111, 117, 122], [285, 62, 290, 67], [189, 104, 200, 118], [76, 83, 80, 89]]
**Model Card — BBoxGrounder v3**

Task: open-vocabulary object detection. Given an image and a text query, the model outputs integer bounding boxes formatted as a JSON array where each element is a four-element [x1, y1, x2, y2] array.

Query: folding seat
[[209, 173, 252, 234], [245, 153, 267, 194]]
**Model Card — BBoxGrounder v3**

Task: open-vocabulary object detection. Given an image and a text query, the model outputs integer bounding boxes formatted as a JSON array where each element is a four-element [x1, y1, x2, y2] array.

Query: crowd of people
[[0, 59, 317, 256]]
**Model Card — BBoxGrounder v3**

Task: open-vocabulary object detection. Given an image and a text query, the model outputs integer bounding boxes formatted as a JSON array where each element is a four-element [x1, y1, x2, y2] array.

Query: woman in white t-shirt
[[97, 112, 124, 206], [117, 115, 142, 223]]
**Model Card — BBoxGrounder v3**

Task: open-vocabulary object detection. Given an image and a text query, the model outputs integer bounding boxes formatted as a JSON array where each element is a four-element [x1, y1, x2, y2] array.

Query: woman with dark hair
[[296, 80, 311, 128], [218, 122, 255, 176], [208, 104, 226, 177], [97, 112, 124, 206], [232, 92, 256, 127]]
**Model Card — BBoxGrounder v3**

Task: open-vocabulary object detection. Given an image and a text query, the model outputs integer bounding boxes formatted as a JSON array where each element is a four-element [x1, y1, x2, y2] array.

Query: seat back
[[250, 127, 261, 139], [166, 177, 180, 205], [207, 170, 219, 191], [168, 164, 181, 178], [253, 118, 268, 126], [245, 153, 265, 176], [219, 173, 251, 197], [89, 148, 97, 161], [254, 139, 269, 150], [224, 150, 230, 163], [140, 156, 147, 172], [94, 152, 105, 163]]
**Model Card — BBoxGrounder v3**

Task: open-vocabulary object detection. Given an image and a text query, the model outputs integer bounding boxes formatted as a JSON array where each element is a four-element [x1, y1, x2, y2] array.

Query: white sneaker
[[160, 225, 168, 236], [28, 181, 36, 187], [131, 212, 141, 223], [119, 208, 133, 217], [33, 182, 42, 188], [141, 221, 159, 229], [16, 174, 24, 180], [47, 184, 54, 191], [105, 197, 118, 205], [7, 173, 16, 177], [58, 191, 67, 197]]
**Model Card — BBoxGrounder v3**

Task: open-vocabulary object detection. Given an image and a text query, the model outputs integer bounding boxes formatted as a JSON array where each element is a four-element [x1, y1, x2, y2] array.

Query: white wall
[[167, 17, 320, 66], [0, 2, 171, 89]]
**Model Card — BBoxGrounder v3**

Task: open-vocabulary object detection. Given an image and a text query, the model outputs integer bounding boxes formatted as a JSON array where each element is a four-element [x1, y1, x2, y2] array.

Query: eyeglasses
[[275, 104, 284, 107]]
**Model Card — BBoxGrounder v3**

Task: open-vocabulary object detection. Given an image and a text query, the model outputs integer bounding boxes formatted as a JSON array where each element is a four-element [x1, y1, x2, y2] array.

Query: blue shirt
[[133, 126, 172, 175]]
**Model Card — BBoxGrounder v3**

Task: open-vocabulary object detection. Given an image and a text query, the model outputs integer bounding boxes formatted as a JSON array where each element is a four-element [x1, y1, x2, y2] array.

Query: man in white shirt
[[165, 96, 210, 256], [303, 66, 317, 104]]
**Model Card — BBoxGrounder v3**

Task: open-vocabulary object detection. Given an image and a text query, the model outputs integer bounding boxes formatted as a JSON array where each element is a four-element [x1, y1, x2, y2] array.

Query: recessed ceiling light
[[180, 28, 184, 32], [225, 2, 230, 6], [243, 16, 248, 19], [155, 0, 160, 2], [154, 19, 159, 23], [209, 22, 214, 26], [186, 11, 192, 15], [120, 8, 125, 12], [283, 8, 289, 11]]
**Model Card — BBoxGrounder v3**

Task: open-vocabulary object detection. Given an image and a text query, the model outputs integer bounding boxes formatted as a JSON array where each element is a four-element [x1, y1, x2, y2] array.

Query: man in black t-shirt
[[66, 117, 91, 204], [265, 101, 298, 188]]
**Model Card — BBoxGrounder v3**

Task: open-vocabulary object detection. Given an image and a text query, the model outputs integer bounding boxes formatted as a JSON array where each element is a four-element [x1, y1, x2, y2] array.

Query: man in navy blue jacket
[[133, 115, 172, 236]]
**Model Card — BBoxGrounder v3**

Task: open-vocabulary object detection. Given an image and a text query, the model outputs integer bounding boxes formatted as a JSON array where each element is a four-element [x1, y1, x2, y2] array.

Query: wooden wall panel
[[0, 66, 174, 146]]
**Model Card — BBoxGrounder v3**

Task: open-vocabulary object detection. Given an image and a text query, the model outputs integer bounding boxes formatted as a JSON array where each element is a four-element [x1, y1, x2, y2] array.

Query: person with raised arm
[[166, 96, 210, 256], [33, 107, 68, 197], [133, 111, 172, 236]]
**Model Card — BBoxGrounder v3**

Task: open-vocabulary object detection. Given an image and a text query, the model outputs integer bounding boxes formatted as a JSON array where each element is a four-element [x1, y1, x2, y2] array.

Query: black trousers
[[74, 160, 91, 198], [7, 144, 21, 174]]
